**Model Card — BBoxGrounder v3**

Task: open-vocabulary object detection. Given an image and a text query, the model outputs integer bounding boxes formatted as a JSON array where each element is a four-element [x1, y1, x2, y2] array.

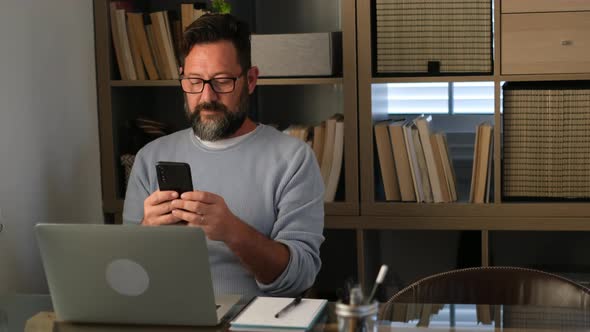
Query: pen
[[274, 296, 302, 318], [365, 264, 388, 304]]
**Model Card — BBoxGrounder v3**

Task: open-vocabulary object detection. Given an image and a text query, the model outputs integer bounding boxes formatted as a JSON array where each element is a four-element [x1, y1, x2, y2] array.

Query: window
[[379, 82, 495, 115]]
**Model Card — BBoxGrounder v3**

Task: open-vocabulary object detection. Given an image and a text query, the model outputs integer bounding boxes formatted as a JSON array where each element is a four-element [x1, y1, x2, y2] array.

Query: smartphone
[[156, 161, 194, 194]]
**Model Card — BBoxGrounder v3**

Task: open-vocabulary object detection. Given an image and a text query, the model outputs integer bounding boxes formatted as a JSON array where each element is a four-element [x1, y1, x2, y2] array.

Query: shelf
[[356, 215, 590, 231], [258, 77, 343, 85], [362, 202, 590, 218], [499, 73, 590, 82], [371, 75, 495, 84], [106, 199, 359, 217], [110, 77, 343, 88], [111, 80, 179, 87], [104, 198, 590, 231]]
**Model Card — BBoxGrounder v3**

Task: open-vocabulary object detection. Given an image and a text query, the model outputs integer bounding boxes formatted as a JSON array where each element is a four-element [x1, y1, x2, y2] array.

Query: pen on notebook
[[365, 264, 388, 304], [274, 296, 302, 318]]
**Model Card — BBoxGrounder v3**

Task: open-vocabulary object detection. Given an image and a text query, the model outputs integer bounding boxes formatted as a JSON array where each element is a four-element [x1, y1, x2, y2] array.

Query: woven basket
[[503, 82, 590, 200], [374, 0, 492, 75]]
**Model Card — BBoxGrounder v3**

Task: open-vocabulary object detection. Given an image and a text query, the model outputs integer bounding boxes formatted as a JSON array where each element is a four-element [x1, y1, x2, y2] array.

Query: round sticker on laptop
[[105, 259, 149, 296]]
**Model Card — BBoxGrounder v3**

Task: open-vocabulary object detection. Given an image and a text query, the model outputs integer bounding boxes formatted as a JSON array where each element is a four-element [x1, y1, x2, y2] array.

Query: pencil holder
[[335, 301, 378, 332]]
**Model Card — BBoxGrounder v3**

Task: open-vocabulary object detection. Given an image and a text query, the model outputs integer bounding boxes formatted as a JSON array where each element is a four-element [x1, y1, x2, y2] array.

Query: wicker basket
[[503, 82, 590, 200], [374, 0, 492, 75]]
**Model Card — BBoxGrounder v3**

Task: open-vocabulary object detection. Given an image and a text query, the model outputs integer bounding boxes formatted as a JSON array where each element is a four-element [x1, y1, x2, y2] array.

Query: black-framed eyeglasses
[[179, 73, 244, 94]]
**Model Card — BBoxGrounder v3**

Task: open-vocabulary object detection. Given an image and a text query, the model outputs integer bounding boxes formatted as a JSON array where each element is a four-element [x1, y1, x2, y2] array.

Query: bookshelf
[[356, 0, 590, 292], [94, 0, 590, 297], [93, 0, 359, 299], [93, 0, 359, 222]]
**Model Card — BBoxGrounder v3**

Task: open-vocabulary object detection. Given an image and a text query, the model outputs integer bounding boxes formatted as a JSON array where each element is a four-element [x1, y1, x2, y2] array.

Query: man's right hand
[[141, 190, 182, 226]]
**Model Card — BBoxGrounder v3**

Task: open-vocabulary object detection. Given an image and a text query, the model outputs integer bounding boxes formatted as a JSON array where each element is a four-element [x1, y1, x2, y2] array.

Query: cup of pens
[[335, 300, 378, 332], [335, 265, 387, 332]]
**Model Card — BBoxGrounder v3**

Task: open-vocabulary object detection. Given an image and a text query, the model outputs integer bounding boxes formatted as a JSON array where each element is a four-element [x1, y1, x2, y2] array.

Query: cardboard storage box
[[251, 32, 342, 77]]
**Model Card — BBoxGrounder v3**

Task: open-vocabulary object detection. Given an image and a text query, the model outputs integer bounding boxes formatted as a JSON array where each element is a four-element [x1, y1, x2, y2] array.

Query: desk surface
[[1, 294, 589, 332]]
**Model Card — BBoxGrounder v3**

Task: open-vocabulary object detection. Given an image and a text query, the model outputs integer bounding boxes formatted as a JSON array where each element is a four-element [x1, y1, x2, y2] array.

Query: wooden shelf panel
[[371, 75, 495, 84], [325, 202, 359, 216], [325, 216, 361, 229], [258, 77, 343, 85], [499, 74, 590, 82], [111, 80, 179, 87], [362, 202, 590, 218], [105, 200, 590, 231], [110, 77, 343, 87], [107, 199, 359, 216], [357, 216, 590, 231]]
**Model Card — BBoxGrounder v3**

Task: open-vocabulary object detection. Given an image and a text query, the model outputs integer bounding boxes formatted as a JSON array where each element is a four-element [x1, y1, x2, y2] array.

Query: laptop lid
[[35, 223, 240, 326]]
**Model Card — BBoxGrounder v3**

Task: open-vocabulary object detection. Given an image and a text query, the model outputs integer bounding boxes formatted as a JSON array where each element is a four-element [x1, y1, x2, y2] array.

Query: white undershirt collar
[[194, 126, 258, 150]]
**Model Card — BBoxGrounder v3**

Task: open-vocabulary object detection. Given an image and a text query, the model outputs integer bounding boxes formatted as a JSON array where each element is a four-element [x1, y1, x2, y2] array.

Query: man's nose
[[200, 82, 218, 102]]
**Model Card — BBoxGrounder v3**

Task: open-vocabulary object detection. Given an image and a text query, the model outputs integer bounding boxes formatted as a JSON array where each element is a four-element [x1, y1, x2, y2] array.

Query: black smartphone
[[156, 161, 194, 194]]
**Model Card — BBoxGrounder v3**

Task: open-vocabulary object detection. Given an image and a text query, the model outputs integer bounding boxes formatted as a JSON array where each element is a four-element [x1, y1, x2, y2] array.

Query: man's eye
[[188, 78, 202, 84], [214, 78, 233, 84]]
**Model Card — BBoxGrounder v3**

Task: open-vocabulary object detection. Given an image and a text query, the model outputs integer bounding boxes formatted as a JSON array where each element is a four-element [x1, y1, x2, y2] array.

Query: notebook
[[35, 223, 241, 326], [230, 297, 328, 331]]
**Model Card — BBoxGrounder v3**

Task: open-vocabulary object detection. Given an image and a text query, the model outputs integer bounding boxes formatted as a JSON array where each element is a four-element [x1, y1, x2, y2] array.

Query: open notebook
[[230, 297, 328, 331]]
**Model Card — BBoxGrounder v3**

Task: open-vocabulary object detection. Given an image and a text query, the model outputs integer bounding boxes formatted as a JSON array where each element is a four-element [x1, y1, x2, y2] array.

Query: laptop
[[35, 223, 241, 326]]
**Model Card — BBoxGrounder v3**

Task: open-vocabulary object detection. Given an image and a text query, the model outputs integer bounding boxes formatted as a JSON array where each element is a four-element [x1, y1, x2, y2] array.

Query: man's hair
[[180, 13, 251, 73]]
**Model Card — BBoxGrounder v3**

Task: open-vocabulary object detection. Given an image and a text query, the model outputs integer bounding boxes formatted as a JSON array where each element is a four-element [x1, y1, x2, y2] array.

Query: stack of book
[[374, 115, 457, 203], [283, 114, 344, 203], [110, 2, 207, 81]]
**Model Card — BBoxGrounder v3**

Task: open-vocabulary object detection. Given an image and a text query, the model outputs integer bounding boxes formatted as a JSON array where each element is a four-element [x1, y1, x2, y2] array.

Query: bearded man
[[123, 14, 324, 297]]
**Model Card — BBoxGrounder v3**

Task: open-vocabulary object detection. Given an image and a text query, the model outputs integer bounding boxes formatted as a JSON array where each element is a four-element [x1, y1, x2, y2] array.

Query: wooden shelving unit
[[355, 0, 590, 289], [93, 0, 359, 220], [94, 0, 590, 294]]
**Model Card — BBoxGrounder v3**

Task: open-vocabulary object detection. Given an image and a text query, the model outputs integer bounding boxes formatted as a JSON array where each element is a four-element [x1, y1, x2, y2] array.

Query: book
[[411, 126, 434, 203], [403, 121, 425, 202], [436, 133, 457, 202], [414, 116, 445, 203], [125, 12, 147, 80], [115, 8, 137, 80], [109, 3, 136, 80], [320, 115, 339, 186], [312, 123, 326, 165], [374, 121, 401, 201], [430, 133, 451, 202], [388, 121, 416, 202], [230, 297, 328, 332], [325, 118, 344, 202], [471, 123, 493, 203]]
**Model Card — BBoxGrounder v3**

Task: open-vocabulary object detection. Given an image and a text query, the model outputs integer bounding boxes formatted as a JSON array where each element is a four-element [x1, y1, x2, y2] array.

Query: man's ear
[[178, 67, 183, 76], [247, 66, 259, 94]]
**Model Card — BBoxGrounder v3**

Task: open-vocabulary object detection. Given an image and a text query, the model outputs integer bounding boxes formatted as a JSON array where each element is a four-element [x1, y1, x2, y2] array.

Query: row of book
[[374, 116, 494, 203], [282, 114, 344, 203], [110, 2, 207, 81]]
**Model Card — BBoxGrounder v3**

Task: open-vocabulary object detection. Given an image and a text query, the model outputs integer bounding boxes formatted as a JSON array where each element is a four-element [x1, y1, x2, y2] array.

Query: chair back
[[386, 266, 590, 309]]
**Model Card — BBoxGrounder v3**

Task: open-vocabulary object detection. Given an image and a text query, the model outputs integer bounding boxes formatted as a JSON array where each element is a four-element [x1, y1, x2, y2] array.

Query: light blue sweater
[[123, 125, 325, 297]]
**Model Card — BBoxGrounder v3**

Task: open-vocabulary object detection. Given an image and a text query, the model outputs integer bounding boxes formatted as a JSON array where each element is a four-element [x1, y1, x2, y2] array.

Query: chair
[[383, 266, 590, 310]]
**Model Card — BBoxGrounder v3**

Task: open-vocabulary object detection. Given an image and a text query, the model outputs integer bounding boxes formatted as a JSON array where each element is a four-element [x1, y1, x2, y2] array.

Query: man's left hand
[[170, 190, 240, 242]]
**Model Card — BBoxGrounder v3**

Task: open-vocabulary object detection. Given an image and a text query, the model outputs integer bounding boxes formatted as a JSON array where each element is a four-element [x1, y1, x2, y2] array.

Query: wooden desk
[[2, 295, 588, 332]]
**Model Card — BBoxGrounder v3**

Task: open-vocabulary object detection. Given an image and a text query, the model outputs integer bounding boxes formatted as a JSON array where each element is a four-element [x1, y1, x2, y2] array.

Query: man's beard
[[186, 87, 249, 141]]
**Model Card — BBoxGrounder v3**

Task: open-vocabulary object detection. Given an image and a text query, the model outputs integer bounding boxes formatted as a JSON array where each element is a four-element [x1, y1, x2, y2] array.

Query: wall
[[0, 0, 102, 293]]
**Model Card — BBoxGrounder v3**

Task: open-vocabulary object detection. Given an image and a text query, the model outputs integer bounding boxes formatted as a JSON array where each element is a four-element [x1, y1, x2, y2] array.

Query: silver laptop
[[35, 223, 241, 326]]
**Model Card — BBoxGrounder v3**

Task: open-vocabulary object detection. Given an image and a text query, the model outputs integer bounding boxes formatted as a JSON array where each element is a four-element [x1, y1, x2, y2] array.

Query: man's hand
[[170, 191, 240, 242], [171, 190, 290, 284], [141, 190, 182, 226]]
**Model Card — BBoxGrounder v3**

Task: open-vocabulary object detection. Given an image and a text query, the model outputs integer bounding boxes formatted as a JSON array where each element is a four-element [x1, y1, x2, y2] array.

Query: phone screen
[[156, 161, 194, 194]]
